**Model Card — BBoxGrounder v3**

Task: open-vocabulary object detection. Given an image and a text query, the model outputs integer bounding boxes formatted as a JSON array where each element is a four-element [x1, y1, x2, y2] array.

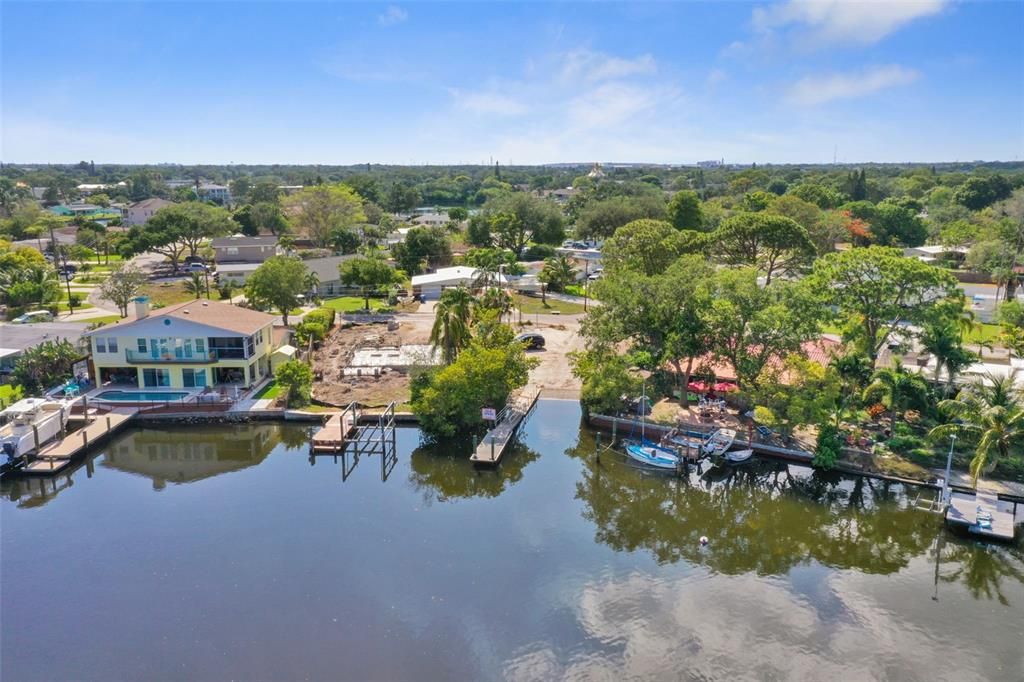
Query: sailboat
[[623, 378, 682, 470]]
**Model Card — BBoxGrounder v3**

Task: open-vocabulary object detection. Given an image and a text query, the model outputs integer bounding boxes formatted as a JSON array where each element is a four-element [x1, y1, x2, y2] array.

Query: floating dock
[[945, 490, 1017, 542], [470, 389, 540, 466], [21, 408, 137, 476]]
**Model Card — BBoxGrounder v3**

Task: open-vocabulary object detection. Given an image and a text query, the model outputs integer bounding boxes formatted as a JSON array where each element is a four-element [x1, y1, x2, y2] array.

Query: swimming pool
[[95, 390, 190, 402]]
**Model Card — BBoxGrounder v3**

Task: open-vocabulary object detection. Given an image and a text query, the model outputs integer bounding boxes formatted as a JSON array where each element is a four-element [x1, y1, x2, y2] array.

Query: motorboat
[[624, 440, 682, 470], [0, 398, 70, 462], [703, 428, 736, 457], [723, 448, 754, 464]]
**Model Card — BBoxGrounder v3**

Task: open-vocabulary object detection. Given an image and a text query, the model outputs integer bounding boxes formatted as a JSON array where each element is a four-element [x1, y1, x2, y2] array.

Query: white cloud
[[753, 0, 947, 45], [560, 49, 656, 83], [707, 68, 728, 85], [378, 5, 408, 27], [567, 82, 668, 130], [450, 88, 528, 116], [786, 64, 920, 105]]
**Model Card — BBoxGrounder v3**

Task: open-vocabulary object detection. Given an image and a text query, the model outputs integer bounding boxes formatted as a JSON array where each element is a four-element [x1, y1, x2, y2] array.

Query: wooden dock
[[470, 389, 540, 466], [945, 490, 1017, 542], [311, 409, 356, 453], [22, 408, 137, 476]]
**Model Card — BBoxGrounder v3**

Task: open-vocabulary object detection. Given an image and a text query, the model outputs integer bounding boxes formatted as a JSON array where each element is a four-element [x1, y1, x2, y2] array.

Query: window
[[95, 338, 106, 353], [107, 338, 118, 353], [195, 338, 205, 353], [142, 368, 171, 387], [246, 336, 255, 357], [182, 368, 207, 388], [137, 338, 147, 353]]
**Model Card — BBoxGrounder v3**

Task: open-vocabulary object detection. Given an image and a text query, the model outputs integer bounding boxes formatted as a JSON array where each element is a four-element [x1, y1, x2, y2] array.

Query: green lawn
[[253, 380, 282, 399], [964, 323, 1003, 345], [139, 282, 228, 308], [564, 284, 586, 297], [322, 296, 390, 312], [76, 314, 122, 325], [57, 301, 94, 312], [511, 293, 586, 315]]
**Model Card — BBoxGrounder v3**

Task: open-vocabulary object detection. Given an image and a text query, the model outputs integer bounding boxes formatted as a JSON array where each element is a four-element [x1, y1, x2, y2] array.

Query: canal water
[[2, 400, 1022, 680]]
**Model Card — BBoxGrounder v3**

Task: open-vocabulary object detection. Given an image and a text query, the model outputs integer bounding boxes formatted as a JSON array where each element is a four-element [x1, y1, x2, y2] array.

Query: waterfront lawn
[[512, 293, 586, 315], [964, 322, 1002, 345], [254, 380, 282, 399]]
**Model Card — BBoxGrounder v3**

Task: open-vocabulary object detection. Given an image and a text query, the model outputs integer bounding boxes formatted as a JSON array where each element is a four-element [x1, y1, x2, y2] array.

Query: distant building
[[211, 235, 281, 264], [198, 183, 231, 204], [411, 266, 509, 300], [303, 255, 358, 297], [697, 159, 724, 168], [587, 163, 605, 179], [410, 212, 449, 228], [125, 198, 175, 225], [76, 181, 127, 195], [48, 203, 110, 218]]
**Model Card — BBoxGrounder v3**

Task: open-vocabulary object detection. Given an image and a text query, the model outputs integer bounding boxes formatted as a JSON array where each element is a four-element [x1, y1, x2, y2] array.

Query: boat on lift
[[0, 398, 71, 465]]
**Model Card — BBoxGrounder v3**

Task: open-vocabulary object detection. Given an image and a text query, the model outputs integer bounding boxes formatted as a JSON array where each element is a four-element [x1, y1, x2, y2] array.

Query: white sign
[[481, 407, 497, 421]]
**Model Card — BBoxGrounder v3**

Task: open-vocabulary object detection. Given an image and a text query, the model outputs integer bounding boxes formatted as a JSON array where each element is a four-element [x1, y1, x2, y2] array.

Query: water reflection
[[408, 436, 540, 503], [934, 535, 1024, 606], [102, 423, 279, 489], [566, 429, 1015, 582]]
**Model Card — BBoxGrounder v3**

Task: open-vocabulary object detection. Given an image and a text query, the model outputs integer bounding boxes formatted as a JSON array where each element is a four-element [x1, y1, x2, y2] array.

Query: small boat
[[624, 440, 681, 470], [0, 398, 71, 463], [703, 428, 736, 457], [724, 448, 754, 464]]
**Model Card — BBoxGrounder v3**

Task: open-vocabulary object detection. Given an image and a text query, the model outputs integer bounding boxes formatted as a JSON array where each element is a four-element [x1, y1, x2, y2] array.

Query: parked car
[[12, 310, 54, 324], [186, 262, 208, 272], [514, 332, 545, 350], [184, 255, 206, 265]]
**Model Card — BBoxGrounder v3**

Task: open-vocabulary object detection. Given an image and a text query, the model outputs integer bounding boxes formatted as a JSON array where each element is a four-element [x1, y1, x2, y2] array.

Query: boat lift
[[309, 402, 398, 482]]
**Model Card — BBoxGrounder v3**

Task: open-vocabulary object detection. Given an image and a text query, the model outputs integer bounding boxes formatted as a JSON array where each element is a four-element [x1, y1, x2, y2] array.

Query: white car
[[11, 310, 54, 324]]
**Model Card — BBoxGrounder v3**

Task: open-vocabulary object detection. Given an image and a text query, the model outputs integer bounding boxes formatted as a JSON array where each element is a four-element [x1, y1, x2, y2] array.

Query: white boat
[[724, 448, 754, 464], [0, 398, 71, 461], [625, 440, 681, 470], [703, 428, 736, 457]]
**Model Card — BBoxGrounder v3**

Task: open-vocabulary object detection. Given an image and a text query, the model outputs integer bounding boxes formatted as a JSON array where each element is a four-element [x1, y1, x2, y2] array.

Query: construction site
[[311, 316, 439, 408]]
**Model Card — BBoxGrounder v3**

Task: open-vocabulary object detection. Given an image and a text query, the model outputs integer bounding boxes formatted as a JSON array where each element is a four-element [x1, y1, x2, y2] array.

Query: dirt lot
[[519, 313, 585, 398], [311, 311, 586, 407], [311, 315, 433, 408]]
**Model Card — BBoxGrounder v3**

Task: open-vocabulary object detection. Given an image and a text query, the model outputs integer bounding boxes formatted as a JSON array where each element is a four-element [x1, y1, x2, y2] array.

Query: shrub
[[68, 293, 84, 307], [886, 434, 926, 454], [295, 320, 327, 347], [521, 244, 557, 261], [304, 307, 336, 328], [813, 422, 841, 470], [907, 448, 935, 466], [275, 360, 313, 408], [866, 403, 886, 420], [218, 284, 235, 300]]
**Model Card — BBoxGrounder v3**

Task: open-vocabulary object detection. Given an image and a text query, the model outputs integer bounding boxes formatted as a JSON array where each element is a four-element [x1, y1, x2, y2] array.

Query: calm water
[[2, 400, 1022, 681]]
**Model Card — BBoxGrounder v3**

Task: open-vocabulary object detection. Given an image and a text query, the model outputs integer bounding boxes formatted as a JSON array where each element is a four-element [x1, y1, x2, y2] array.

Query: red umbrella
[[713, 382, 737, 393], [687, 381, 708, 392]]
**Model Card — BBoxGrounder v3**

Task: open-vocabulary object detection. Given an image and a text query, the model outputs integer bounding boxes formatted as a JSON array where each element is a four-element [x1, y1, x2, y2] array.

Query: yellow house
[[86, 297, 277, 389]]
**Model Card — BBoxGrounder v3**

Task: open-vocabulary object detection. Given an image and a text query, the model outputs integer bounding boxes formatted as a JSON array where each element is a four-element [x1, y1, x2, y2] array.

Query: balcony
[[125, 349, 214, 364]]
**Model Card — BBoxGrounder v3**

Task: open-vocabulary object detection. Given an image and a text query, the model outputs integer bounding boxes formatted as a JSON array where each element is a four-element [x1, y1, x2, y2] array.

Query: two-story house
[[125, 198, 175, 225], [198, 183, 231, 204], [86, 298, 277, 390], [211, 235, 282, 285]]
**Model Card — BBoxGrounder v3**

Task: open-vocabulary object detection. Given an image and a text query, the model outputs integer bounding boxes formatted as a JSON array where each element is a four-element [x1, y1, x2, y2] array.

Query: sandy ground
[[520, 313, 585, 398]]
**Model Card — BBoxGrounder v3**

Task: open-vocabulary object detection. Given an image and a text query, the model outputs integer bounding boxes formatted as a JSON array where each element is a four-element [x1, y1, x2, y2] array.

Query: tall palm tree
[[930, 372, 1023, 485], [430, 286, 474, 364], [918, 321, 978, 391], [539, 254, 577, 293], [304, 271, 320, 303], [863, 361, 931, 434], [475, 287, 512, 324]]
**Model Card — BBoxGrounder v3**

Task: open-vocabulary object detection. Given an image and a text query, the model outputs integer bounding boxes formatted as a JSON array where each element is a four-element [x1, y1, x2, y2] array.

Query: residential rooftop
[[85, 299, 276, 336]]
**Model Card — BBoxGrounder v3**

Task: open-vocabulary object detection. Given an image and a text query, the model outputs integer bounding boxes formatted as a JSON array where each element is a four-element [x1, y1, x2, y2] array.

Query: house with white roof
[[411, 266, 510, 300]]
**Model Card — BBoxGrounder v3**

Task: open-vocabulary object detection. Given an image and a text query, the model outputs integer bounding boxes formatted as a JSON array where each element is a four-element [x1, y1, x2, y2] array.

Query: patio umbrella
[[687, 381, 708, 392], [713, 382, 737, 393]]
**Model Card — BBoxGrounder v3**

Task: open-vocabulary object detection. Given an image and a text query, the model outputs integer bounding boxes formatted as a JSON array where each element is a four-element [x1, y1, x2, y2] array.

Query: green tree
[[98, 263, 147, 317], [126, 202, 233, 271], [667, 190, 704, 231], [430, 286, 474, 364], [466, 214, 492, 247], [245, 255, 307, 325], [930, 373, 1023, 485], [338, 255, 403, 311], [711, 212, 815, 285], [788, 183, 841, 209], [486, 193, 564, 255], [184, 271, 206, 299], [392, 226, 451, 275], [953, 175, 1013, 211], [705, 270, 823, 389], [248, 181, 283, 204], [811, 246, 959, 362], [570, 348, 641, 416], [284, 184, 366, 248], [13, 339, 80, 394], [411, 339, 536, 438], [275, 360, 313, 408], [601, 219, 702, 276], [251, 201, 289, 235], [863, 362, 931, 434], [575, 195, 667, 240]]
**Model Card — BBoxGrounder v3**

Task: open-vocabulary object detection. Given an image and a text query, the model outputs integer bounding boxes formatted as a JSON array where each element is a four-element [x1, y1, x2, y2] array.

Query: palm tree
[[430, 286, 474, 364], [184, 272, 205, 299], [918, 321, 978, 391], [304, 271, 320, 303], [930, 372, 1024, 485], [475, 287, 512, 324], [863, 361, 932, 434], [539, 254, 577, 293]]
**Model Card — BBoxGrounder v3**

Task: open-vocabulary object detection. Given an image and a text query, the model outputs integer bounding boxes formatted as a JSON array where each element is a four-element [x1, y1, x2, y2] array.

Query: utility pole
[[941, 433, 957, 508]]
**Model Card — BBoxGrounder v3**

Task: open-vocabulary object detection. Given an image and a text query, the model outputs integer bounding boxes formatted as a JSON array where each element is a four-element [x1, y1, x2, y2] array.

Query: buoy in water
[[699, 536, 709, 546]]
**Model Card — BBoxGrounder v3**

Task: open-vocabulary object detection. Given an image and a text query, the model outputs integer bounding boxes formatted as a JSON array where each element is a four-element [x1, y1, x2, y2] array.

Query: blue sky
[[2, 1, 1022, 164]]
